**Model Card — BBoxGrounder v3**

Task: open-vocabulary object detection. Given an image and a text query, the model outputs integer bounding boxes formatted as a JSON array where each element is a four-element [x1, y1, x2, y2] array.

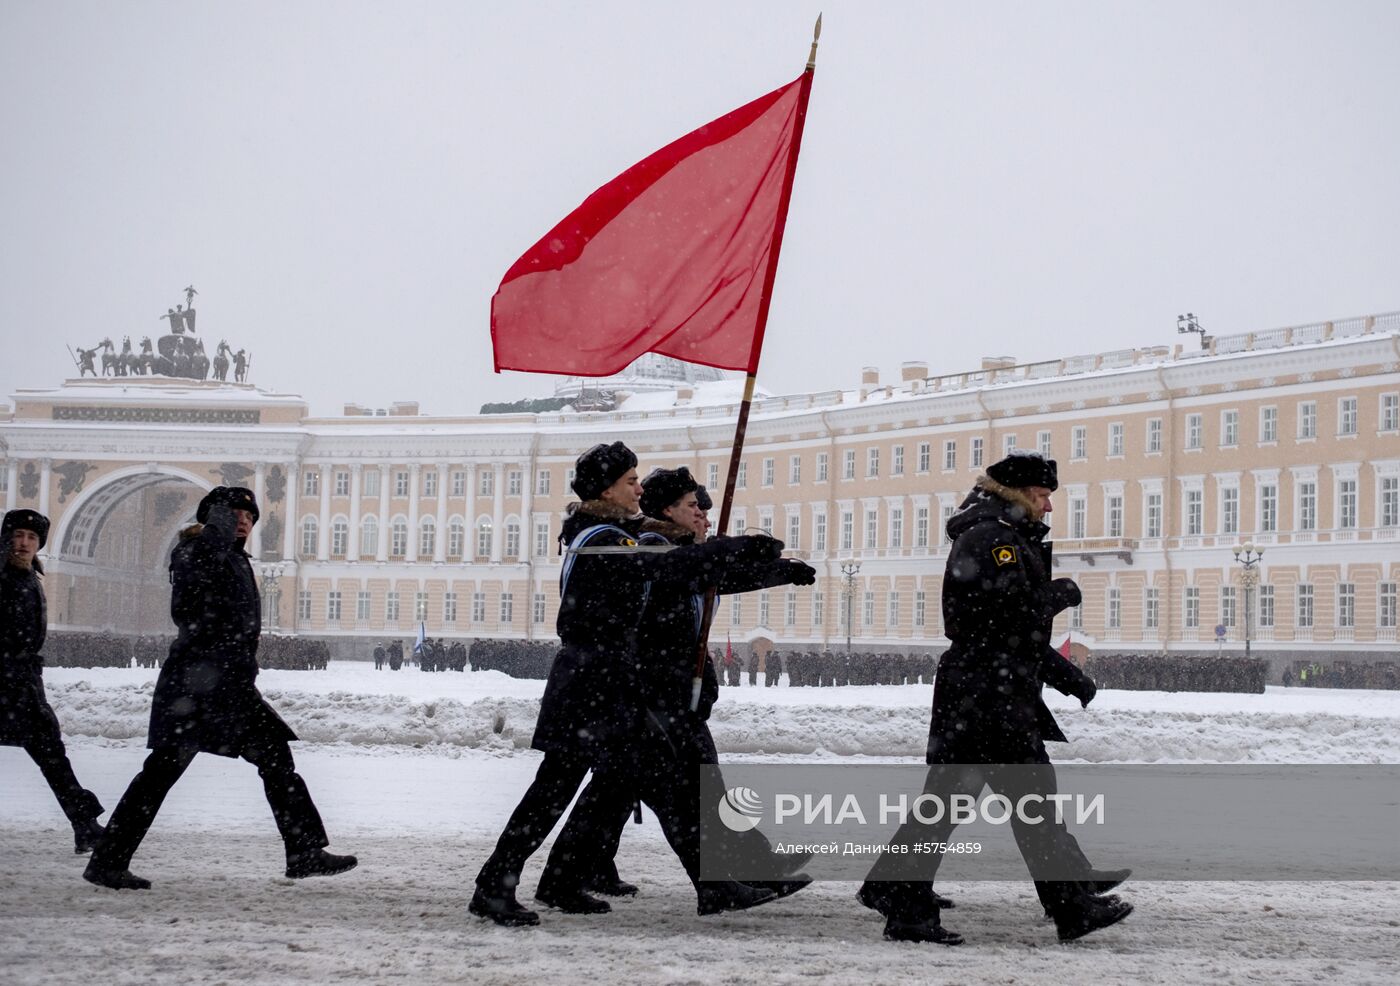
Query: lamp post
[[841, 560, 861, 654], [260, 561, 286, 632], [1232, 541, 1264, 658], [1177, 312, 1209, 350]]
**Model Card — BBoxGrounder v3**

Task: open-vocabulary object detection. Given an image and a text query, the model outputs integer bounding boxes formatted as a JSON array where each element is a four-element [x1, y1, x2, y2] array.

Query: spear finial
[[807, 13, 822, 70]]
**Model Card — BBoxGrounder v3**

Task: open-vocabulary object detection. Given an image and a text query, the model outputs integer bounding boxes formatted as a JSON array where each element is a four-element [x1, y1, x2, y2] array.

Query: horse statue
[[137, 337, 156, 375], [192, 337, 210, 380], [119, 336, 140, 376], [212, 340, 230, 382], [98, 338, 117, 376]]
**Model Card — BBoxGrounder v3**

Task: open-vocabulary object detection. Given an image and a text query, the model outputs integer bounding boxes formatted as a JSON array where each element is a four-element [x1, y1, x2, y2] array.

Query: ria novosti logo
[[717, 787, 764, 832]]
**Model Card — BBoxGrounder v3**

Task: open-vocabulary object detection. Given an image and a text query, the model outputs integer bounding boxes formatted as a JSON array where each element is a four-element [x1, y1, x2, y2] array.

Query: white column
[[38, 458, 51, 518], [282, 462, 299, 561], [317, 464, 332, 561], [376, 464, 390, 562], [463, 463, 477, 564], [490, 465, 504, 562], [434, 461, 449, 563], [5, 460, 17, 513], [406, 463, 422, 562], [251, 463, 266, 559], [348, 464, 363, 561], [518, 462, 534, 562]]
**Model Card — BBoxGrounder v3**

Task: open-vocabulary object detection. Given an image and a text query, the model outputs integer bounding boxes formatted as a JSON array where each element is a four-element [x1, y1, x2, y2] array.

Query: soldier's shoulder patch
[[991, 544, 1019, 567], [620, 537, 637, 547]]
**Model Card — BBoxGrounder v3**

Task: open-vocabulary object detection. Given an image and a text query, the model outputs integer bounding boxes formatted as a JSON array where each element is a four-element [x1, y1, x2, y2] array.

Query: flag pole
[[690, 14, 821, 710]]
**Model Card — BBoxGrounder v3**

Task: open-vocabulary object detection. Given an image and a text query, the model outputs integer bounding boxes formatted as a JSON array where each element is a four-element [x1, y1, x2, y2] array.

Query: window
[[1070, 605, 1084, 630], [1038, 430, 1053, 458], [887, 591, 900, 628], [499, 593, 513, 623], [759, 512, 774, 537], [505, 521, 521, 557], [298, 590, 312, 622], [737, 461, 748, 489], [1221, 410, 1239, 447], [1383, 393, 1399, 432], [476, 520, 492, 557], [1144, 587, 1159, 630], [889, 507, 903, 548], [533, 593, 546, 624], [1069, 496, 1087, 540], [1298, 481, 1317, 531], [1260, 406, 1278, 443], [731, 595, 742, 625], [864, 508, 878, 549], [787, 513, 801, 550], [1185, 489, 1203, 536], [840, 510, 854, 551], [1106, 494, 1124, 538], [1259, 484, 1278, 533], [327, 591, 342, 623], [789, 455, 802, 485], [361, 516, 379, 556], [970, 437, 984, 469], [532, 469, 550, 496], [1185, 414, 1203, 450], [1296, 584, 1314, 628], [915, 507, 929, 548], [1184, 587, 1200, 628], [1220, 587, 1236, 628], [708, 463, 720, 488], [395, 471, 409, 497], [300, 517, 318, 557], [762, 457, 774, 487], [1381, 477, 1399, 528], [386, 592, 400, 622], [452, 470, 466, 496], [357, 590, 371, 622], [914, 591, 926, 628], [917, 442, 931, 473], [479, 470, 495, 496], [1146, 418, 1162, 454], [390, 519, 408, 557], [1298, 401, 1316, 440], [941, 502, 956, 545], [423, 470, 438, 497], [448, 519, 465, 558], [942, 440, 957, 471], [303, 470, 320, 497], [0, 469, 8, 493], [1107, 587, 1121, 629], [1258, 586, 1275, 628], [334, 471, 349, 496], [815, 454, 828, 483], [892, 446, 904, 476], [1108, 423, 1124, 457], [415, 591, 428, 621], [1002, 433, 1017, 457], [867, 447, 880, 478], [1145, 492, 1163, 539], [1071, 426, 1087, 460], [534, 518, 550, 558], [507, 470, 522, 496], [363, 469, 381, 497], [1338, 478, 1358, 529], [814, 512, 827, 552], [444, 592, 457, 624], [331, 519, 348, 556], [786, 591, 797, 628], [813, 591, 824, 627], [1339, 397, 1358, 436], [759, 592, 770, 627], [862, 590, 875, 627], [1380, 583, 1397, 629], [419, 517, 436, 557], [1221, 487, 1239, 535], [1337, 584, 1355, 628], [471, 592, 485, 623]]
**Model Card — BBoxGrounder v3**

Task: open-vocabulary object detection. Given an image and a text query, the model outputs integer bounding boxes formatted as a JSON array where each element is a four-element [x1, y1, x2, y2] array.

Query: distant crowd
[[41, 631, 328, 671], [1285, 661, 1400, 689]]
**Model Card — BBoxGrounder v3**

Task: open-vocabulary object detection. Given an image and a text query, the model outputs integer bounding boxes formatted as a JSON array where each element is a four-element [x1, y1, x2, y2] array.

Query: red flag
[[725, 634, 734, 666], [1059, 637, 1073, 658], [491, 74, 810, 377]]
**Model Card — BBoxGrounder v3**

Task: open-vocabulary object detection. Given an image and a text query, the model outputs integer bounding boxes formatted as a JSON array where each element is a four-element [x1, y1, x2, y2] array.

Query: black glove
[[785, 560, 817, 586], [1074, 677, 1098, 709], [721, 534, 785, 565], [1049, 578, 1082, 613]]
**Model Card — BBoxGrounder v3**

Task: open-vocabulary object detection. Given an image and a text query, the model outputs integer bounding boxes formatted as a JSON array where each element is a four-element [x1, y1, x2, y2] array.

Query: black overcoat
[[0, 560, 59, 746]]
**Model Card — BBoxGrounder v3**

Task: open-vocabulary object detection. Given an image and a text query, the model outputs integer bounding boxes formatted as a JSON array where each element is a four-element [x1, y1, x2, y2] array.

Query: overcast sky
[[2, 1, 1397, 416]]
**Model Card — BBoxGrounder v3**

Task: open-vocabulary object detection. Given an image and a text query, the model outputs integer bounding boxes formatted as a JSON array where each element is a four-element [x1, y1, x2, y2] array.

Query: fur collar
[[975, 473, 1046, 524], [567, 499, 642, 523], [637, 517, 695, 542]]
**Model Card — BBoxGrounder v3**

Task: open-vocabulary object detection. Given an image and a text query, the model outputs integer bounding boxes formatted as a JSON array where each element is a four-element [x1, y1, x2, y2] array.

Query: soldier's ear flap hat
[[986, 450, 1058, 492], [196, 486, 260, 525], [2, 508, 49, 550], [640, 466, 699, 519], [571, 442, 637, 500]]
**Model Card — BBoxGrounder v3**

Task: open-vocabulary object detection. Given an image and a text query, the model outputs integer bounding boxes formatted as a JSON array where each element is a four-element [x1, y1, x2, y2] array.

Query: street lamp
[[260, 561, 286, 632], [1177, 312, 1209, 350], [841, 560, 861, 654], [1232, 541, 1264, 658]]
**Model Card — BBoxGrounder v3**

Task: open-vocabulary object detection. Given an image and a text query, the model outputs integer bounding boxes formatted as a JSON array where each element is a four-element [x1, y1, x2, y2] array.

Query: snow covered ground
[[4, 663, 1399, 985]]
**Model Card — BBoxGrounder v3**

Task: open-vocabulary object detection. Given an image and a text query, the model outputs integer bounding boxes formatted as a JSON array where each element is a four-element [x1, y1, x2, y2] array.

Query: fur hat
[[694, 485, 713, 512], [571, 442, 637, 500], [2, 508, 49, 550], [986, 450, 1058, 492], [196, 486, 260, 524], [640, 466, 700, 520]]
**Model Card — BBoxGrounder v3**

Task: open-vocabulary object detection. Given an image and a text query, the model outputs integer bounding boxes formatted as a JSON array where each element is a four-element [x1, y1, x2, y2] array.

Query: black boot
[[286, 849, 358, 879], [83, 860, 151, 891], [582, 874, 639, 897], [857, 881, 956, 914], [72, 818, 105, 855], [1051, 895, 1134, 942], [1084, 867, 1131, 895], [535, 880, 611, 914], [695, 880, 778, 916], [883, 913, 964, 945], [469, 886, 540, 927], [743, 874, 812, 902]]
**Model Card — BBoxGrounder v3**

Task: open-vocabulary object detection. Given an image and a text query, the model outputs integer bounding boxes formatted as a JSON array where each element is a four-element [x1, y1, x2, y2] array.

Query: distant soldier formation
[[40, 631, 327, 671]]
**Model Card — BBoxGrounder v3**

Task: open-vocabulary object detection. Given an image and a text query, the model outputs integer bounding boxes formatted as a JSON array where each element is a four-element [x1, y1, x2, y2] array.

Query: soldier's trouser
[[21, 723, 104, 825], [92, 743, 328, 871], [864, 762, 1093, 918]]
